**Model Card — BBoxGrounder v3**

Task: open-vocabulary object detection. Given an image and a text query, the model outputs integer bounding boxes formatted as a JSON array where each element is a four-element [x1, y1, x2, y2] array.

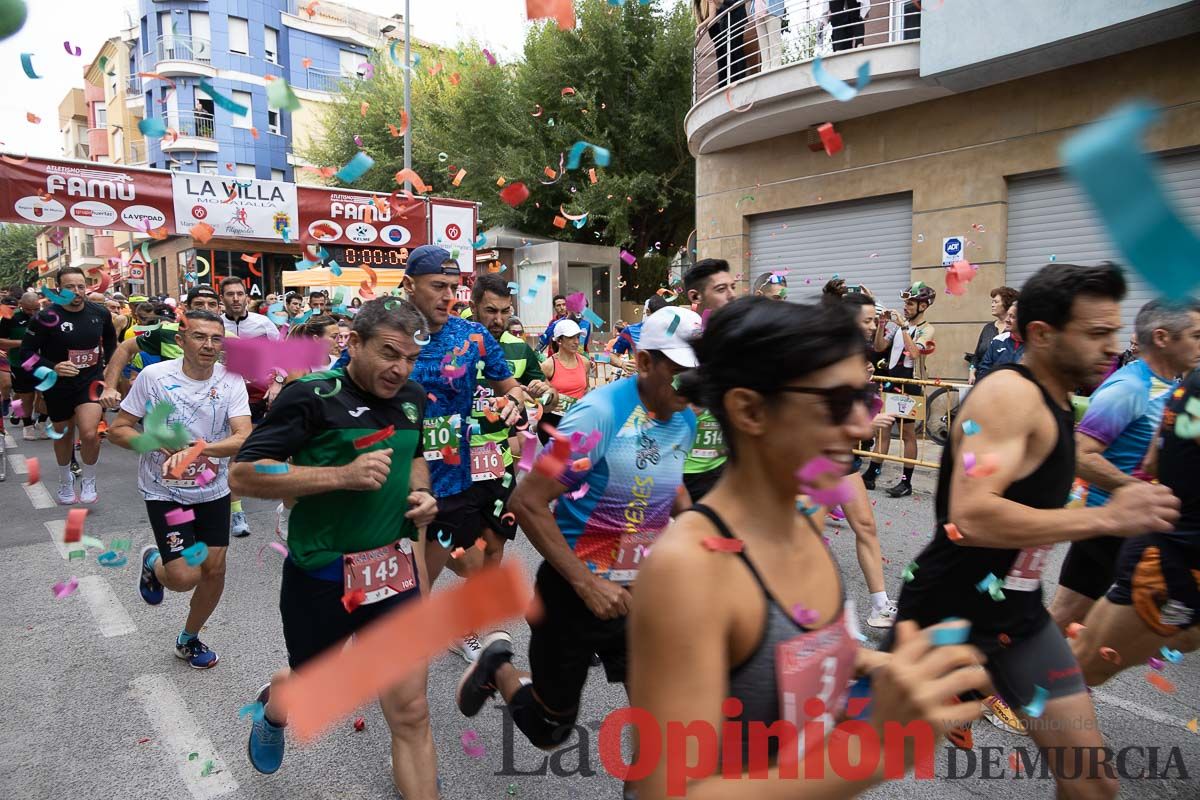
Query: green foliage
[[302, 0, 695, 302], [0, 223, 39, 289]]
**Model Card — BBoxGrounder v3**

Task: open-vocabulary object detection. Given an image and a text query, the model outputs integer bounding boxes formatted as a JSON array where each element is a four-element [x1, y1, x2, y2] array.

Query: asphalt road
[[1, 428, 1197, 800]]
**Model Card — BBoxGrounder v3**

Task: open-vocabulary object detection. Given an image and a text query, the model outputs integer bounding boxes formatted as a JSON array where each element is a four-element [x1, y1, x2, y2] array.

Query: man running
[[308, 290, 328, 316], [0, 291, 48, 440], [468, 273, 557, 568], [610, 295, 668, 374], [680, 259, 738, 501], [1050, 299, 1200, 632], [455, 306, 699, 768], [537, 294, 593, 353], [891, 263, 1179, 798], [18, 267, 116, 505], [863, 282, 936, 497], [229, 298, 439, 797], [108, 310, 251, 667], [220, 276, 279, 537]]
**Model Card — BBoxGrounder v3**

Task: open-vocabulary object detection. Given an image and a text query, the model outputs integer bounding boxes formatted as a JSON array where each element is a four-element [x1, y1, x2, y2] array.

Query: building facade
[[689, 0, 1200, 380]]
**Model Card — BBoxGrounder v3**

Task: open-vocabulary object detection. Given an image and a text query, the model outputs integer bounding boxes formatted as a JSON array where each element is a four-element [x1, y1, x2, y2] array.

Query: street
[[1, 429, 1197, 800]]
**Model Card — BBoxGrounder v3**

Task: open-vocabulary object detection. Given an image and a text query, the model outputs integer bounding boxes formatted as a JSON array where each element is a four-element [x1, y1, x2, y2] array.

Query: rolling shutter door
[[748, 194, 914, 305], [1006, 150, 1200, 341]]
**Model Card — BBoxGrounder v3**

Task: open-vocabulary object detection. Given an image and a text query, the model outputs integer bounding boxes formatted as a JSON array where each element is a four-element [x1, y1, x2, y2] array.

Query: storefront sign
[[172, 173, 297, 241], [297, 188, 429, 249], [430, 198, 478, 274]]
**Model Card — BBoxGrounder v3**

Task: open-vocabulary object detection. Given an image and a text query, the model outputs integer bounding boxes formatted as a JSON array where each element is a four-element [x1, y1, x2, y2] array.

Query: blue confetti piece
[[328, 260, 343, 277], [812, 57, 871, 102], [1160, 646, 1183, 664], [976, 572, 998, 593], [581, 307, 604, 328], [962, 419, 981, 436], [436, 529, 453, 549], [41, 287, 76, 305], [254, 463, 290, 474], [20, 53, 41, 79], [1062, 102, 1200, 298], [334, 151, 375, 184], [34, 367, 58, 393], [198, 79, 248, 116], [181, 542, 209, 567], [565, 141, 611, 170], [1022, 685, 1048, 719], [930, 619, 972, 646]]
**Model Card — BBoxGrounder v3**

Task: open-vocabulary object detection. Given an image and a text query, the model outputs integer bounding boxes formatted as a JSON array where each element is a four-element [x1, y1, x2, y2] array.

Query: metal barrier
[[693, 0, 921, 102], [853, 373, 966, 470]]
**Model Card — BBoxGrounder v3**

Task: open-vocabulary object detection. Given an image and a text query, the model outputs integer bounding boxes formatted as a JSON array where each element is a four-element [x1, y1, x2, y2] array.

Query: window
[[236, 163, 257, 179], [190, 12, 211, 61], [94, 106, 107, 128], [198, 161, 218, 175], [271, 169, 285, 182], [267, 107, 280, 135], [264, 27, 278, 64], [229, 16, 249, 55], [339, 49, 361, 78], [231, 91, 252, 129]]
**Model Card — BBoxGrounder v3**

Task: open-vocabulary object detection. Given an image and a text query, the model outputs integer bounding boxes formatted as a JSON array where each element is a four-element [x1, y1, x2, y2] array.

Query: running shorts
[[528, 560, 628, 712], [683, 464, 723, 503], [1105, 532, 1200, 635], [470, 467, 519, 541], [425, 488, 485, 549], [1058, 535, 1124, 600], [146, 495, 232, 565], [10, 365, 36, 394], [44, 378, 101, 423], [279, 556, 421, 669]]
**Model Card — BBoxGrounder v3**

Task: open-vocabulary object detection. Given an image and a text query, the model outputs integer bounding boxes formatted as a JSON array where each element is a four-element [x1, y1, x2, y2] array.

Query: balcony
[[127, 139, 148, 165], [687, 0, 943, 155], [160, 111, 219, 154], [145, 34, 216, 78], [87, 127, 110, 158], [296, 66, 357, 95], [282, 0, 389, 47]]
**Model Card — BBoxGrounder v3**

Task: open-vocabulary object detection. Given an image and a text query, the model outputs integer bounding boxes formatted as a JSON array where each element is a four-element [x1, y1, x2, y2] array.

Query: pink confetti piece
[[461, 729, 486, 758], [567, 482, 590, 500], [565, 292, 587, 314], [195, 468, 217, 487], [223, 337, 329, 385], [791, 605, 820, 625], [165, 508, 196, 526], [52, 578, 79, 599], [482, 48, 497, 66], [516, 432, 539, 472], [796, 456, 840, 484]]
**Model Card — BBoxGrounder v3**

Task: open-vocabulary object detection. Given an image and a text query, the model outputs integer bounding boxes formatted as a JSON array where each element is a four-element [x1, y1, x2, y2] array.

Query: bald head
[[19, 292, 39, 313], [88, 292, 105, 304]]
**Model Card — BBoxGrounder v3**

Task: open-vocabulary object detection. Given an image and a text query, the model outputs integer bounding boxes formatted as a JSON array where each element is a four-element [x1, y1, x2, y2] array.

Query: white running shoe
[[35, 421, 50, 440], [79, 478, 98, 504], [866, 602, 898, 629], [451, 632, 484, 664], [22, 424, 37, 441], [57, 479, 77, 505]]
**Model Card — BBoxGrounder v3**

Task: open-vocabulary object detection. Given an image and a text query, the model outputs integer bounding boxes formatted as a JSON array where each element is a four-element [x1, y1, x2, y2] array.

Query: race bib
[[422, 415, 461, 461], [343, 538, 416, 605], [68, 347, 100, 368], [776, 610, 858, 760], [558, 394, 580, 414], [1003, 544, 1054, 592], [470, 443, 505, 482], [689, 419, 725, 460], [607, 531, 656, 585], [161, 455, 218, 488]]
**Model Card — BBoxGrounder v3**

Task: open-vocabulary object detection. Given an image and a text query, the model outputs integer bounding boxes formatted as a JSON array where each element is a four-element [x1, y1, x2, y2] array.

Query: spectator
[[976, 301, 1023, 382], [826, 0, 869, 52], [969, 286, 1018, 384], [755, 0, 786, 70], [752, 271, 787, 300], [694, 0, 749, 88]]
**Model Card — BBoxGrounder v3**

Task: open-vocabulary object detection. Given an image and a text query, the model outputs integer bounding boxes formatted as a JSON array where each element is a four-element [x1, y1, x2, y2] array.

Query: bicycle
[[924, 385, 962, 447]]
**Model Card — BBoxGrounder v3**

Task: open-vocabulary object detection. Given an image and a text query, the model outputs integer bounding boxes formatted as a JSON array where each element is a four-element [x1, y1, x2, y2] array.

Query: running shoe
[[456, 632, 514, 718], [231, 511, 250, 538], [885, 478, 912, 498], [247, 683, 285, 774], [866, 602, 898, 629], [176, 636, 220, 669], [22, 424, 37, 442], [982, 695, 1030, 736], [79, 478, 98, 504], [57, 479, 77, 506], [451, 632, 484, 663], [828, 506, 846, 523], [34, 421, 49, 440], [138, 545, 164, 605], [862, 471, 879, 491]]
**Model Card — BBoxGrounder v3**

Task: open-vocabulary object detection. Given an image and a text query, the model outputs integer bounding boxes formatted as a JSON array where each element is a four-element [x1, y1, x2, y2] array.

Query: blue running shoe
[[139, 546, 164, 605], [247, 684, 285, 774], [175, 636, 220, 669]]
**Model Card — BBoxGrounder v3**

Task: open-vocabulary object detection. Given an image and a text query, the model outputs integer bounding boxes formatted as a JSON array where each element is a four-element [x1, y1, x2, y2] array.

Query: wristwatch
[[412, 487, 434, 496]]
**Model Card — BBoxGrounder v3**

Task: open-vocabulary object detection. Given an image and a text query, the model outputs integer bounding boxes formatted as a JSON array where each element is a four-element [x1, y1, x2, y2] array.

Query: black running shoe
[[862, 471, 878, 491], [455, 632, 513, 718], [885, 479, 913, 498]]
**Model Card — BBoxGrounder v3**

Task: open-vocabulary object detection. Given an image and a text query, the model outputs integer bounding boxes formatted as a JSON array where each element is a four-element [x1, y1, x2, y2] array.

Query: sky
[[0, 0, 530, 158]]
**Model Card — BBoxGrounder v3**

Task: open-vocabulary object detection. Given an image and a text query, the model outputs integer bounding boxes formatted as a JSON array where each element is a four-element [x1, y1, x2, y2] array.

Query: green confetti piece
[[188, 752, 199, 761], [110, 538, 132, 552], [200, 760, 215, 777], [901, 562, 918, 582], [68, 549, 85, 561], [265, 77, 301, 112]]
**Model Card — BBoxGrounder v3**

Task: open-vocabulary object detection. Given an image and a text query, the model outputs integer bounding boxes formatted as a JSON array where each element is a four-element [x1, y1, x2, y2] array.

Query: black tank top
[[895, 364, 1076, 645]]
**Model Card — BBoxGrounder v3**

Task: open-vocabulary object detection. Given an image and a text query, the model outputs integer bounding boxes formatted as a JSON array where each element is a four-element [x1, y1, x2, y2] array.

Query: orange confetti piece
[[250, 127, 260, 139], [360, 102, 369, 117], [26, 112, 40, 124], [1066, 622, 1086, 639], [496, 177, 506, 186], [452, 169, 466, 187], [561, 86, 576, 97], [25, 457, 40, 486], [702, 536, 744, 553], [526, 0, 575, 30], [552, 215, 567, 229], [302, 57, 313, 69], [167, 440, 209, 479], [588, 168, 597, 184], [190, 222, 215, 244], [1147, 673, 1176, 693], [450, 72, 461, 85], [64, 508, 88, 543], [147, 226, 169, 240], [393, 168, 430, 194], [1186, 718, 1198, 734], [944, 523, 963, 541], [572, 458, 591, 471]]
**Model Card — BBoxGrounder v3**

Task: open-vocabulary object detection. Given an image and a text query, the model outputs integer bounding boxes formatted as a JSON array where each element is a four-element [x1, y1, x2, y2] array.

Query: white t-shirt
[[120, 359, 251, 504], [222, 312, 280, 340]]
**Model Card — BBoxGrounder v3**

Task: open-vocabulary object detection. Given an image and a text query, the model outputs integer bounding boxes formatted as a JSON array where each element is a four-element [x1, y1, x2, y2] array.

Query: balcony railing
[[694, 0, 920, 102], [298, 66, 357, 94], [127, 72, 141, 94], [127, 139, 147, 164], [147, 34, 213, 67], [164, 110, 216, 140], [289, 0, 389, 40]]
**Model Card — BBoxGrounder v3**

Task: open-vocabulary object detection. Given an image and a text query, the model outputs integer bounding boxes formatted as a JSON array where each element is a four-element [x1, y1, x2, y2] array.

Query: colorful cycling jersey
[[610, 321, 643, 356], [133, 322, 184, 362], [412, 315, 512, 497], [549, 376, 696, 582], [683, 408, 728, 475], [1077, 360, 1177, 507], [470, 331, 544, 468]]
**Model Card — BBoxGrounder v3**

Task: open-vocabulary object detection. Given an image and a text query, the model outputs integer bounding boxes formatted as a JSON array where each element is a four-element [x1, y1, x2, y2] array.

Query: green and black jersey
[[132, 322, 184, 366], [235, 368, 425, 572], [0, 309, 32, 369], [470, 331, 545, 466]]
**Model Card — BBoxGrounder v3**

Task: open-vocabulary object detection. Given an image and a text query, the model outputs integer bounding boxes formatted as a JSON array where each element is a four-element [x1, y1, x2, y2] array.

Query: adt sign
[[942, 236, 965, 266]]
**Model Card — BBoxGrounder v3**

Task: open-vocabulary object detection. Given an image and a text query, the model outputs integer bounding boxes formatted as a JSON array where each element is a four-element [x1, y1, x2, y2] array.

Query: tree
[[0, 223, 39, 290], [302, 0, 695, 302]]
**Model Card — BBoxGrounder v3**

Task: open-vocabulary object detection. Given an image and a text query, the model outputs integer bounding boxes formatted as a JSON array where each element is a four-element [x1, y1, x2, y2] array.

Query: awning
[[281, 267, 407, 289]]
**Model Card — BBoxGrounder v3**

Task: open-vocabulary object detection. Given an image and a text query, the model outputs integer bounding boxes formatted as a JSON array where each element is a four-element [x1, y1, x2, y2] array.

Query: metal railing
[[289, 0, 388, 40], [694, 0, 921, 101], [127, 139, 147, 164], [298, 65, 354, 94], [147, 34, 213, 67], [164, 110, 216, 140], [127, 72, 141, 94]]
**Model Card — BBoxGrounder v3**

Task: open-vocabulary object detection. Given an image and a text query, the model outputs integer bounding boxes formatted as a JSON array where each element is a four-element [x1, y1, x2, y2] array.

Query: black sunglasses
[[776, 385, 876, 424]]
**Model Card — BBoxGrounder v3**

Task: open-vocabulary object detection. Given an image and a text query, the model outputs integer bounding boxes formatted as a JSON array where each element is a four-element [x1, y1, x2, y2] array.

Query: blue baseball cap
[[405, 245, 459, 277]]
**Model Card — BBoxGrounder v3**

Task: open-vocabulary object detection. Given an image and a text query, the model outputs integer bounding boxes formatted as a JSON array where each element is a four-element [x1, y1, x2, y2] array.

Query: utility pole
[[403, 0, 412, 193]]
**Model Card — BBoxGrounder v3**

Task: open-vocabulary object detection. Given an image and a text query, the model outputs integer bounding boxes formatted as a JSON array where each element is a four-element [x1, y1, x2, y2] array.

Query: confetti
[[929, 619, 971, 646], [352, 426, 394, 450], [198, 79, 248, 116], [962, 419, 980, 436], [97, 550, 127, 568], [266, 77, 301, 112], [701, 536, 743, 553], [1147, 657, 1165, 671], [165, 508, 196, 526], [334, 152, 374, 184], [341, 587, 366, 613], [25, 111, 40, 124], [461, 729, 486, 758], [1160, 646, 1183, 664], [812, 57, 871, 102], [353, 717, 366, 732], [901, 561, 918, 582], [998, 633, 1011, 646], [565, 141, 611, 170], [190, 222, 215, 244], [483, 48, 497, 66], [63, 40, 81, 56], [25, 456, 39, 486], [817, 122, 843, 156], [944, 259, 978, 297], [620, 249, 637, 265], [52, 578, 79, 599], [19, 52, 40, 79], [64, 508, 87, 543], [138, 118, 167, 137], [791, 605, 819, 625], [239, 702, 266, 722], [181, 542, 209, 567], [1146, 673, 1176, 693]]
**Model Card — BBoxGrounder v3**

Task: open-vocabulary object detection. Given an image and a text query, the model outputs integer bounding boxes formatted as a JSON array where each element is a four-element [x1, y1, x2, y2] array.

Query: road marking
[[44, 519, 81, 559], [9, 452, 28, 475], [128, 674, 240, 799], [3, 432, 15, 448], [25, 479, 54, 508], [1092, 688, 1186, 728], [76, 575, 137, 637]]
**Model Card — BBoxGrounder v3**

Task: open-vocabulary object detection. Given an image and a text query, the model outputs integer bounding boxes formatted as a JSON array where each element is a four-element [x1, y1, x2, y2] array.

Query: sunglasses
[[766, 274, 787, 285], [777, 384, 876, 424], [510, 329, 524, 336]]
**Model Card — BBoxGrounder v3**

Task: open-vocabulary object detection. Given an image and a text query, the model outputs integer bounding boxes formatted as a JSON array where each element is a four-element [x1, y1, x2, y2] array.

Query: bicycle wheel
[[924, 386, 961, 447]]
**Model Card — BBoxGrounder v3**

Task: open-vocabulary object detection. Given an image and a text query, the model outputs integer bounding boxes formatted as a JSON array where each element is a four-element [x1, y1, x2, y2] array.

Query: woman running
[[539, 319, 590, 441], [630, 297, 988, 798]]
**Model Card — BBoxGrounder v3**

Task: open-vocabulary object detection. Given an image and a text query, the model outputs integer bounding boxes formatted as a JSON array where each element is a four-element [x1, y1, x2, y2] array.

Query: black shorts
[[425, 488, 486, 549], [1106, 532, 1200, 634], [44, 379, 100, 423], [472, 468, 518, 540], [1058, 535, 1124, 599], [884, 366, 923, 397], [279, 556, 421, 669], [146, 495, 232, 565], [683, 465, 723, 503], [10, 366, 36, 395], [529, 561, 628, 712]]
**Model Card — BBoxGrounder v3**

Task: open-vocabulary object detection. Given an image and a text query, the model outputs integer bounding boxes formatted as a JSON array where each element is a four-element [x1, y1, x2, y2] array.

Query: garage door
[[748, 194, 914, 306], [1006, 149, 1200, 341]]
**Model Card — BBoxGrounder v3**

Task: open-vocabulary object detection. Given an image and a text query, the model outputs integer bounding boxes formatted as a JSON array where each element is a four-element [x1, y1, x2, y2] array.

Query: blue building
[[129, 0, 401, 181]]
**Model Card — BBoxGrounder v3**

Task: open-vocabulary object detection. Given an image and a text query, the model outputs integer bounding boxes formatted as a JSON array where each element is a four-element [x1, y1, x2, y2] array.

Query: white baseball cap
[[553, 318, 583, 339], [638, 307, 701, 368]]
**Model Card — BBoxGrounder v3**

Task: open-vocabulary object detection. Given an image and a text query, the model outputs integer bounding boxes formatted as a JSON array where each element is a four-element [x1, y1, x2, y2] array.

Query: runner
[[1049, 298, 1200, 632], [610, 295, 668, 374], [540, 319, 590, 442], [107, 310, 251, 667], [537, 294, 593, 353], [229, 298, 439, 796], [863, 283, 936, 497], [467, 273, 557, 569], [17, 267, 116, 505], [0, 291, 48, 440], [630, 296, 988, 797], [891, 263, 1180, 797], [752, 271, 787, 300], [454, 307, 700, 777], [308, 289, 329, 316], [220, 276, 280, 538], [105, 296, 130, 341], [680, 259, 738, 502]]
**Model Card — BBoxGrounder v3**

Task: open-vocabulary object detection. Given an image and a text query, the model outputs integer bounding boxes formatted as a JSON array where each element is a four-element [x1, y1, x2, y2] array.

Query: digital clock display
[[326, 246, 410, 267]]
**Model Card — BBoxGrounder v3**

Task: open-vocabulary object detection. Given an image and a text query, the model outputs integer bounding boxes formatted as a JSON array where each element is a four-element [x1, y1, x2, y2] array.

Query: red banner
[[297, 187, 429, 249], [0, 155, 175, 235]]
